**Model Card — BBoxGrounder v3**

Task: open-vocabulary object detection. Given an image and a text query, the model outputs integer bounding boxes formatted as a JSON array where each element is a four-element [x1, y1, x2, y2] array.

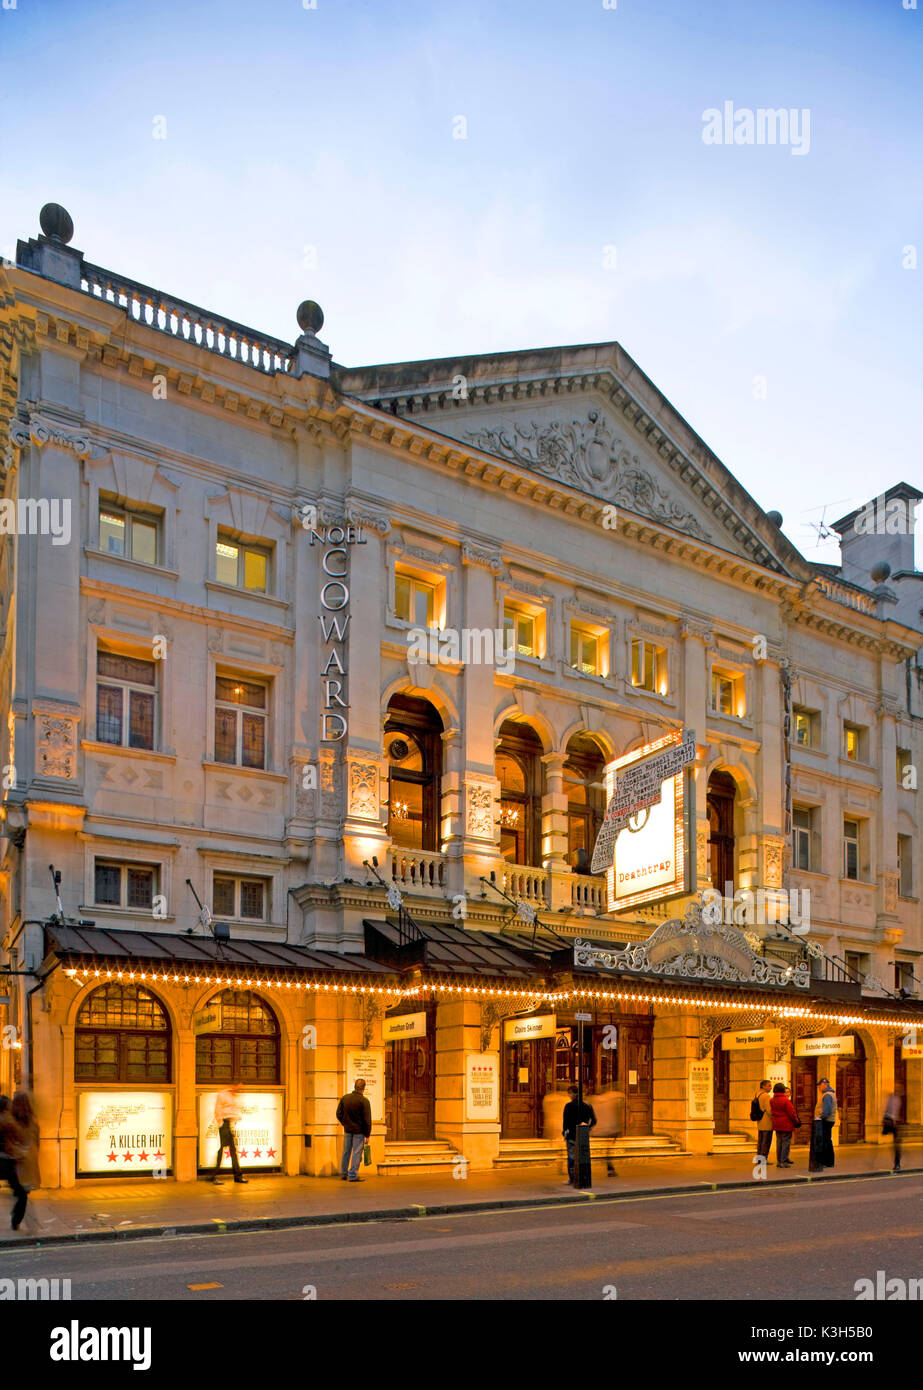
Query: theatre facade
[[1, 206, 921, 1186]]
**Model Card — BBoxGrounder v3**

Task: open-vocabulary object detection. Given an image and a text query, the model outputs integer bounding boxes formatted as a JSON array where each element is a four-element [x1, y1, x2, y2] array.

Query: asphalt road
[[5, 1175, 920, 1302]]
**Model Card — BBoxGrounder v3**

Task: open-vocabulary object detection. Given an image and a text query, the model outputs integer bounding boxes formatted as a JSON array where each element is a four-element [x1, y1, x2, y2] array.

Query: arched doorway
[[495, 721, 543, 866], [707, 771, 736, 894], [712, 1036, 730, 1134], [836, 1033, 866, 1144], [385, 695, 443, 851], [563, 734, 606, 871], [384, 1002, 436, 1141]]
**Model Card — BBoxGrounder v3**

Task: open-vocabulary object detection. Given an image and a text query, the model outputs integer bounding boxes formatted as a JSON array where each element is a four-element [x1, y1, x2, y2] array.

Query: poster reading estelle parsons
[[77, 1092, 173, 1174], [197, 1091, 283, 1169]]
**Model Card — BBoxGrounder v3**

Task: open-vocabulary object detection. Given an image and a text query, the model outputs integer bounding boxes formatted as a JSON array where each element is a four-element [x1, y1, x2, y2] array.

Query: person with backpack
[[769, 1082, 801, 1167], [751, 1079, 773, 1161]]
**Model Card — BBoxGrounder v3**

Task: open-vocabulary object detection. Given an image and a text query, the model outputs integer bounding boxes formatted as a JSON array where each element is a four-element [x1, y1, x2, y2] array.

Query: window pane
[[213, 877, 236, 917], [131, 520, 157, 566], [395, 574, 412, 621], [99, 511, 126, 556], [631, 641, 641, 686], [129, 690, 155, 750], [95, 862, 122, 905], [580, 635, 597, 674], [239, 880, 265, 919], [241, 713, 265, 769], [516, 616, 534, 655], [413, 582, 434, 627], [214, 707, 238, 764], [216, 540, 239, 586], [390, 779, 424, 849], [98, 652, 157, 685], [570, 628, 580, 667], [243, 548, 268, 592], [97, 685, 123, 745], [216, 677, 266, 709], [126, 867, 154, 909]]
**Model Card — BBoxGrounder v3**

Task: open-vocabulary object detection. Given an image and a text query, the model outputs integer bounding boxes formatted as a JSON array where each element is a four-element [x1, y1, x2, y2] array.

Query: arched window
[[385, 695, 443, 851], [195, 989, 280, 1084], [707, 771, 737, 893], [75, 983, 171, 1083], [496, 720, 543, 866], [564, 734, 606, 871]]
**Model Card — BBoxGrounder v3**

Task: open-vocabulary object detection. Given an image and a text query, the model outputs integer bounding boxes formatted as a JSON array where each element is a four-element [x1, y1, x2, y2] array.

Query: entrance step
[[377, 1141, 460, 1176], [493, 1135, 685, 1169], [711, 1132, 756, 1155]]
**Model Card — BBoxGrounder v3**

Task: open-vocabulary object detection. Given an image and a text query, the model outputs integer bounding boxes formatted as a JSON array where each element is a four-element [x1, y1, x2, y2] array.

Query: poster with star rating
[[197, 1090, 283, 1170], [77, 1092, 172, 1174]]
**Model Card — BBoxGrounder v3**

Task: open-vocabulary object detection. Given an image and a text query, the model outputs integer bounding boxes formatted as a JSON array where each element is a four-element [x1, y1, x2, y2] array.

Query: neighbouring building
[[1, 204, 921, 1188]]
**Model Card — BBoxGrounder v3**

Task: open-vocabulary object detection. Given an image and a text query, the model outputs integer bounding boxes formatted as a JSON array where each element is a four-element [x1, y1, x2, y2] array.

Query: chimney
[[832, 482, 922, 589]]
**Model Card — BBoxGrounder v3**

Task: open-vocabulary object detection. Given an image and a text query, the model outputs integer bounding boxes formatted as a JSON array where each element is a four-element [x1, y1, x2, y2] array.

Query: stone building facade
[[1, 205, 921, 1187]]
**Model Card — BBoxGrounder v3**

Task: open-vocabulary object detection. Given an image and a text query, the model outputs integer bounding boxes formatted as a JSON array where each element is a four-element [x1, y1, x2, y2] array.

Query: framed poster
[[345, 1049, 385, 1123], [688, 1060, 713, 1120], [465, 1052, 499, 1122], [77, 1091, 173, 1175], [197, 1091, 283, 1170]]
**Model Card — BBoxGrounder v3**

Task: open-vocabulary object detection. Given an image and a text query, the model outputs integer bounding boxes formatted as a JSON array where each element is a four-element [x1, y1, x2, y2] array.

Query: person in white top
[[211, 1083, 248, 1184]]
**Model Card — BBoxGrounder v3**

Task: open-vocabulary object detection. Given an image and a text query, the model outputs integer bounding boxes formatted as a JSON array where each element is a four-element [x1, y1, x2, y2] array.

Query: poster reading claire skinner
[[77, 1091, 173, 1174], [197, 1090, 283, 1170]]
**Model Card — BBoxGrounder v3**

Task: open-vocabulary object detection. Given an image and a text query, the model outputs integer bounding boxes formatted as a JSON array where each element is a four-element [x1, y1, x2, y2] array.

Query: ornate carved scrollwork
[[479, 993, 545, 1053], [360, 994, 381, 1050], [697, 1010, 776, 1059]]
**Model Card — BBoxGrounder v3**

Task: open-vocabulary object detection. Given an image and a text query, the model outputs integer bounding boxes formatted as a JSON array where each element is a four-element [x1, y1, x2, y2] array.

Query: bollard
[[575, 1122, 592, 1189]]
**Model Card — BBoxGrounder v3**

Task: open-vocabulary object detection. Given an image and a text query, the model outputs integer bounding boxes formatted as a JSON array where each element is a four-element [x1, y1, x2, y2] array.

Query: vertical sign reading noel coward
[[310, 523, 366, 742]]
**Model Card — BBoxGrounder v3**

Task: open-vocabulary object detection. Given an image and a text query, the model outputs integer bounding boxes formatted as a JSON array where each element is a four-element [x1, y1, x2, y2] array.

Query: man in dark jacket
[[336, 1078, 372, 1182], [561, 1086, 596, 1184]]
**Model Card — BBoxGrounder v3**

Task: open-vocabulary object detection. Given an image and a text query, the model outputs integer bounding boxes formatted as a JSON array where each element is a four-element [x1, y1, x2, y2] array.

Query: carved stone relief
[[35, 709, 79, 780], [348, 760, 379, 821]]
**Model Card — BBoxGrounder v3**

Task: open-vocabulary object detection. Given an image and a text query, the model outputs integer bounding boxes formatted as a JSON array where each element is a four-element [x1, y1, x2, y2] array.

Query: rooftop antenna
[[800, 497, 852, 550]]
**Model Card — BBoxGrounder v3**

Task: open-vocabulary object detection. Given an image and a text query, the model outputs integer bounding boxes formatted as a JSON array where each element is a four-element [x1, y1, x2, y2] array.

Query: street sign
[[574, 1012, 592, 1022]]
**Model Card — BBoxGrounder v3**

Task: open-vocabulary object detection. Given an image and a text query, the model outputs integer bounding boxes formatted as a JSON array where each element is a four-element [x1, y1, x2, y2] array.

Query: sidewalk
[[3, 1143, 918, 1250]]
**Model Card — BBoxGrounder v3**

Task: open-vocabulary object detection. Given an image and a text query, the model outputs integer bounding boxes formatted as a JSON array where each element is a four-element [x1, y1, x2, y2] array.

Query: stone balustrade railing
[[80, 262, 293, 375], [813, 575, 878, 617], [571, 874, 605, 913], [502, 866, 550, 907], [390, 850, 446, 893]]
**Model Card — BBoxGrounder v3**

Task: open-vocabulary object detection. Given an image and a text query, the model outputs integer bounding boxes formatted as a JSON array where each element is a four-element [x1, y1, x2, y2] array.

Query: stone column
[[877, 700, 900, 925], [680, 618, 711, 892], [542, 750, 571, 910], [173, 1001, 199, 1182], [652, 1010, 710, 1150], [459, 546, 505, 896], [435, 999, 501, 1169]]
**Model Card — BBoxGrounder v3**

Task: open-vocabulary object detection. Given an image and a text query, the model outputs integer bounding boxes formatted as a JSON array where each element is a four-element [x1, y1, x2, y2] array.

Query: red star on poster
[[107, 1151, 118, 1163], [266, 1148, 276, 1158], [154, 1150, 165, 1160], [251, 1149, 261, 1159], [122, 1152, 134, 1162], [138, 1151, 149, 1163]]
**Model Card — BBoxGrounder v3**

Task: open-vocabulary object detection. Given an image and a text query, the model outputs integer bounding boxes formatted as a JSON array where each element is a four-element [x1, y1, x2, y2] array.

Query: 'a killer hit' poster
[[197, 1091, 283, 1169], [77, 1092, 173, 1174]]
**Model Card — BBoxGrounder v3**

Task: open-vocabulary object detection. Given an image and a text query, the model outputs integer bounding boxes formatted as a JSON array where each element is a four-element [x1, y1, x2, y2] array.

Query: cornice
[[79, 577, 295, 641]]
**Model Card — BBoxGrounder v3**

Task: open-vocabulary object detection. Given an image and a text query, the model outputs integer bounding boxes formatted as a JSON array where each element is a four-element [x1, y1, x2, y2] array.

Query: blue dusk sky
[[1, 0, 920, 568]]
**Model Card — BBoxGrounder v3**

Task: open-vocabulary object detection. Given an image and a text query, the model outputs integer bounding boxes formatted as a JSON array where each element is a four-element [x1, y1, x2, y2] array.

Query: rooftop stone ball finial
[[297, 300, 324, 336], [39, 203, 75, 244], [766, 510, 783, 527], [870, 561, 891, 584]]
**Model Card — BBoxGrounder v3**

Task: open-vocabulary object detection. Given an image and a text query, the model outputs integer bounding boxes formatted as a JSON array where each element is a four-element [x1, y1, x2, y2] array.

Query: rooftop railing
[[813, 575, 878, 617], [80, 262, 293, 375]]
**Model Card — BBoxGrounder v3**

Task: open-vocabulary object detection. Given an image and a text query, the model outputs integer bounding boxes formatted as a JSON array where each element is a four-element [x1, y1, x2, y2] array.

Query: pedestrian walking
[[882, 1087, 903, 1173], [0, 1092, 34, 1232], [591, 1089, 625, 1177], [769, 1082, 801, 1167], [811, 1077, 837, 1169], [336, 1077, 371, 1182], [210, 1082, 249, 1184], [0, 1095, 29, 1231], [561, 1085, 596, 1185], [751, 1079, 773, 1161]]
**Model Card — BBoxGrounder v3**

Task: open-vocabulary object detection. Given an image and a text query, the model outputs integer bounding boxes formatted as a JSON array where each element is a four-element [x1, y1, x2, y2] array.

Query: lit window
[[212, 875, 268, 921], [94, 860, 158, 910], [843, 724, 863, 761], [897, 748, 913, 787], [793, 806, 814, 872], [711, 669, 743, 717], [98, 505, 159, 565], [793, 708, 817, 747], [215, 676, 268, 769], [570, 626, 599, 675], [96, 650, 157, 750], [843, 819, 860, 881], [395, 573, 435, 626], [631, 640, 667, 694], [215, 535, 270, 592], [503, 607, 536, 657]]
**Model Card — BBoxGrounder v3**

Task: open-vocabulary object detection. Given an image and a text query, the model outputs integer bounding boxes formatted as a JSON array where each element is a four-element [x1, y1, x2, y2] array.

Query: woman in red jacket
[[770, 1082, 801, 1167]]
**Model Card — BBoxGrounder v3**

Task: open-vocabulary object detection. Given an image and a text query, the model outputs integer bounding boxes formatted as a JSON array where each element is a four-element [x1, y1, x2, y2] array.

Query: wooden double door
[[385, 1012, 435, 1142], [791, 1036, 866, 1146], [500, 1015, 654, 1139], [713, 1037, 731, 1134]]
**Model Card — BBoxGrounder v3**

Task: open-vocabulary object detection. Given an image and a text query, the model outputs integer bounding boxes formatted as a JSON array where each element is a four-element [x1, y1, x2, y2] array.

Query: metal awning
[[363, 918, 561, 978]]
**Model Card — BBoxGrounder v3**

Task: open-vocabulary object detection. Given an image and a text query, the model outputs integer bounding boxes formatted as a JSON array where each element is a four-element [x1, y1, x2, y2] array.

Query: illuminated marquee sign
[[592, 731, 694, 912], [382, 1011, 428, 1041], [794, 1036, 855, 1057], [197, 1091, 283, 1170], [721, 1027, 782, 1051], [504, 1013, 556, 1042], [77, 1091, 172, 1175]]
